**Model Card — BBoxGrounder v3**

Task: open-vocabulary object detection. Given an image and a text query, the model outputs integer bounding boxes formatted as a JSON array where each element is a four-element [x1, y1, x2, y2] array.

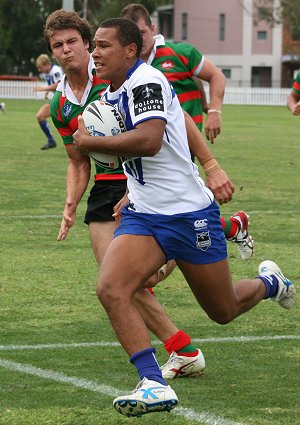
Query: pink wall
[[173, 0, 244, 55], [252, 20, 273, 54]]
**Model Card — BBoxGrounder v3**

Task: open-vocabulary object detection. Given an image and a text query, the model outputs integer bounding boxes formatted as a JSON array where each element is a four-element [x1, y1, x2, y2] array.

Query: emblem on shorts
[[196, 231, 211, 251], [194, 219, 208, 230]]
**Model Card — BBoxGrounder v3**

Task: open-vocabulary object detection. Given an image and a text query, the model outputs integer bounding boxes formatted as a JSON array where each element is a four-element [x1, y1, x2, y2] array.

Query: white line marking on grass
[[0, 335, 299, 351], [0, 359, 245, 425]]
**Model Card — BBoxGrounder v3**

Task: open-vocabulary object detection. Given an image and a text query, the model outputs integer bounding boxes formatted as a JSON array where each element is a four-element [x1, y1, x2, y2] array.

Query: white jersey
[[42, 64, 63, 86], [102, 60, 213, 215], [42, 64, 63, 100]]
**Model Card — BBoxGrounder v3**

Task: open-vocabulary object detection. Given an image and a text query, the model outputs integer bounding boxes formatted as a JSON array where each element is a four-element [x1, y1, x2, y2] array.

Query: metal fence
[[0, 80, 291, 105], [224, 87, 290, 106], [0, 80, 45, 100]]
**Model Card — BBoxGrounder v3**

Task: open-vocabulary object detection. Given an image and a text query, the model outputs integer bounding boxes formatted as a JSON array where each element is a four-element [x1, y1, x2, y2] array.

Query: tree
[[0, 0, 172, 75], [0, 0, 62, 75], [254, 0, 300, 39]]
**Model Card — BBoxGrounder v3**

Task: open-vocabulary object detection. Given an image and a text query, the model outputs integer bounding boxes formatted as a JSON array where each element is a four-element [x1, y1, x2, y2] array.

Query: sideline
[[0, 358, 246, 425]]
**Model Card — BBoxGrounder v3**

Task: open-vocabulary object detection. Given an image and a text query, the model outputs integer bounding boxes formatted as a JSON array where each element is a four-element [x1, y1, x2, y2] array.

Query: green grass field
[[0, 100, 299, 425]]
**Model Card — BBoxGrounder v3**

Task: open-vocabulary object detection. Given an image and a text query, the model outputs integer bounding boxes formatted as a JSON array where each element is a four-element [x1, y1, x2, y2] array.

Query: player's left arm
[[73, 115, 165, 157], [196, 58, 225, 143]]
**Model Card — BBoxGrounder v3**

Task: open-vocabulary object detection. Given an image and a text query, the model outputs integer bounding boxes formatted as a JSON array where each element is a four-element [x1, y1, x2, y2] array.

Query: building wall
[[171, 0, 282, 87], [174, 0, 243, 55]]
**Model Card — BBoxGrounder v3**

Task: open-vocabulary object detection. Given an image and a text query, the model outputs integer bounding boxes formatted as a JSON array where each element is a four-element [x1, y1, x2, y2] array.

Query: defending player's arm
[[287, 90, 300, 116], [196, 58, 225, 143], [184, 111, 234, 204], [57, 145, 91, 241], [193, 78, 209, 114], [50, 95, 91, 241]]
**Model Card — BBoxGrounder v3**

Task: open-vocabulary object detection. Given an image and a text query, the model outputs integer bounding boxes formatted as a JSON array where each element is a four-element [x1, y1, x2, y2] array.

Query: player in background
[[73, 18, 296, 417], [121, 3, 223, 144], [287, 69, 300, 115], [34, 54, 63, 150], [121, 3, 254, 261]]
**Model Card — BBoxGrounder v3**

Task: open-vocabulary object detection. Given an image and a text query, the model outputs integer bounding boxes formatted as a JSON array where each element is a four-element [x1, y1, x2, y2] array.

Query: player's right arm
[[287, 90, 300, 116], [50, 94, 91, 240], [57, 144, 91, 241], [287, 70, 300, 115]]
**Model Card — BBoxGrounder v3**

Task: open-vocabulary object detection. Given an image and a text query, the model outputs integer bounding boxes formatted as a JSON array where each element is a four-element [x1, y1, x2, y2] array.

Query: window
[[291, 28, 300, 41], [219, 14, 225, 41], [222, 69, 231, 79], [182, 13, 188, 40], [257, 31, 267, 40]]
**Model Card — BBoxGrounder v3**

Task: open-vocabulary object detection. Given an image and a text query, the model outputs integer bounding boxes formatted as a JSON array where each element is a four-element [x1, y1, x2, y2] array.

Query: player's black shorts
[[84, 180, 127, 224]]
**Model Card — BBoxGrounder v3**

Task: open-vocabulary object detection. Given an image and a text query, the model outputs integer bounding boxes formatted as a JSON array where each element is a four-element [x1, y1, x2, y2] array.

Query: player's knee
[[96, 277, 127, 309], [207, 309, 235, 325]]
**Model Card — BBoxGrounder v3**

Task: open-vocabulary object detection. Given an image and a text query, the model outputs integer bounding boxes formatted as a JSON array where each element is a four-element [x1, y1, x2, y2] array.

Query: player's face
[[92, 27, 136, 89], [136, 18, 155, 61], [36, 63, 51, 74], [49, 29, 89, 73]]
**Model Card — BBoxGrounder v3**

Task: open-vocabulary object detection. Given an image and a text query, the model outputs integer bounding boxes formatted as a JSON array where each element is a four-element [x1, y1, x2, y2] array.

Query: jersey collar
[[147, 34, 165, 65], [57, 55, 94, 106]]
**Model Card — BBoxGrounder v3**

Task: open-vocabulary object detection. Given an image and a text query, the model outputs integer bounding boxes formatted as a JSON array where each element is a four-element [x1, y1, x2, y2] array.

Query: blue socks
[[257, 274, 279, 299], [130, 347, 167, 386], [39, 120, 55, 143]]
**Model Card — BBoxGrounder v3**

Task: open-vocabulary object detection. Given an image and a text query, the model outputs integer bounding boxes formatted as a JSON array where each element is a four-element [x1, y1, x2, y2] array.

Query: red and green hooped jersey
[[50, 68, 125, 178], [292, 69, 300, 95], [150, 36, 204, 130]]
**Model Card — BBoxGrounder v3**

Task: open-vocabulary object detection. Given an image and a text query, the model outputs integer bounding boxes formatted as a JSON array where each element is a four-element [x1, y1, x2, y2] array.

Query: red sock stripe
[[164, 330, 191, 355]]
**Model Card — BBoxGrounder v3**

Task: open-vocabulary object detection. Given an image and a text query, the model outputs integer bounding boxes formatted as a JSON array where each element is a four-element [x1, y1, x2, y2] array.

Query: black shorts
[[84, 180, 127, 224]]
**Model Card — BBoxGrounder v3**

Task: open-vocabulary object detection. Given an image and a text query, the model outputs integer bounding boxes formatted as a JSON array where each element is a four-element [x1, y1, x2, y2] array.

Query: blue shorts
[[114, 201, 227, 264]]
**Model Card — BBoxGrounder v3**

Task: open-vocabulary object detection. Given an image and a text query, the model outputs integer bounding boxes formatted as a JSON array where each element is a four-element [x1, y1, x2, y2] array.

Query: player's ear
[[127, 43, 138, 58]]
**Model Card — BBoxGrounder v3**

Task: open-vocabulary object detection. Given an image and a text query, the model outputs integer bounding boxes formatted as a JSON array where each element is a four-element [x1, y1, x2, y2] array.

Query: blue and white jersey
[[102, 60, 213, 215], [42, 64, 63, 86]]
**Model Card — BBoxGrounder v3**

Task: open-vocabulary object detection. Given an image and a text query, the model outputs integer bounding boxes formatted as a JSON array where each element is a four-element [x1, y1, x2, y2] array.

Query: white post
[[62, 0, 74, 10]]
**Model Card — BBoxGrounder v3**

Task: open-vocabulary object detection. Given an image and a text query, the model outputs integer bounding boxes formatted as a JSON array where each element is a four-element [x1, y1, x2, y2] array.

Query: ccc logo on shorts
[[194, 219, 208, 229]]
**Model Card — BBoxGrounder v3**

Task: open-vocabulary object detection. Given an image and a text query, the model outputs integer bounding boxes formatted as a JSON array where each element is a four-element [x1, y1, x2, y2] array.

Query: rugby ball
[[82, 100, 126, 169]]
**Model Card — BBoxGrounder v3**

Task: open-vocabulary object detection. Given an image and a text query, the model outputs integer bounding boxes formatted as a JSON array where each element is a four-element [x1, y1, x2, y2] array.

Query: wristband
[[202, 157, 221, 176], [207, 109, 222, 114], [200, 155, 214, 166]]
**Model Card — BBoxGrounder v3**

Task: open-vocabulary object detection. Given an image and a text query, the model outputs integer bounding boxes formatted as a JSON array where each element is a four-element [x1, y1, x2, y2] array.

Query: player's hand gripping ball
[[82, 100, 126, 169]]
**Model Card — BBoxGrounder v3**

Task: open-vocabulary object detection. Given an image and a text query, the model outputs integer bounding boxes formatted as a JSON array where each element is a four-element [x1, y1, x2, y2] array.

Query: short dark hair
[[100, 18, 143, 58], [44, 9, 92, 52], [121, 3, 152, 27]]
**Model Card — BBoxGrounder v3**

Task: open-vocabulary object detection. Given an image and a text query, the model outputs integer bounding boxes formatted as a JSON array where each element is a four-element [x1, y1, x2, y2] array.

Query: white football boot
[[113, 377, 178, 417], [161, 348, 205, 379], [227, 211, 254, 260], [258, 260, 296, 309]]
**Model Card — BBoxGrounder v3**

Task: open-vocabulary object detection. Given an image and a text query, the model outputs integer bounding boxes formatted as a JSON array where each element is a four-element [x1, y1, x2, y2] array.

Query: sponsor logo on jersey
[[161, 60, 175, 70], [63, 103, 72, 117], [196, 232, 211, 251], [133, 83, 164, 116]]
